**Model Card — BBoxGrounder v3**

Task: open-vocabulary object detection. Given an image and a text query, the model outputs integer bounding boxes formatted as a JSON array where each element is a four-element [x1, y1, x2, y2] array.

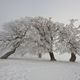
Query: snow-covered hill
[[0, 58, 80, 80]]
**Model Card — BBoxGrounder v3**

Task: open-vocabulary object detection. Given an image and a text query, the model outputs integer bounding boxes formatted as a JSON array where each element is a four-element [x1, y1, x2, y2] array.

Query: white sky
[[0, 0, 80, 30]]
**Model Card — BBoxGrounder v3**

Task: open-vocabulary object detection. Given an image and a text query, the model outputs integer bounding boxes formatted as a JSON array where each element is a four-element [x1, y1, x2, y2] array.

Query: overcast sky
[[0, 0, 80, 30]]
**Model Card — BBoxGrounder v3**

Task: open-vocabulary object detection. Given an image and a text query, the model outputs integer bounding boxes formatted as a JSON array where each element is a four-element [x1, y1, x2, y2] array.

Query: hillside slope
[[0, 59, 80, 80]]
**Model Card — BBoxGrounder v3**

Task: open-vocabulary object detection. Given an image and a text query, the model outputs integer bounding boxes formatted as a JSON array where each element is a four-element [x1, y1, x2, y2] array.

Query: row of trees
[[0, 17, 80, 62]]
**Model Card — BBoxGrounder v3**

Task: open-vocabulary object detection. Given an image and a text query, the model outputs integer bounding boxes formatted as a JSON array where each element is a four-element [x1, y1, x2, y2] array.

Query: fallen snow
[[0, 58, 80, 80]]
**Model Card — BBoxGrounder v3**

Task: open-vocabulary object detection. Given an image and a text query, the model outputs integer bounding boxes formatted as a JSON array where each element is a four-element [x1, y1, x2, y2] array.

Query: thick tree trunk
[[49, 52, 56, 61], [0, 48, 16, 59], [70, 53, 76, 62]]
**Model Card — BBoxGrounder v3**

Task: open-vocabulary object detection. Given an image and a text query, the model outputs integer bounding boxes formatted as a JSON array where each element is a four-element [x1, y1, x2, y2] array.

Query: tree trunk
[[38, 53, 42, 58], [49, 52, 56, 61], [70, 53, 76, 62], [0, 48, 16, 59]]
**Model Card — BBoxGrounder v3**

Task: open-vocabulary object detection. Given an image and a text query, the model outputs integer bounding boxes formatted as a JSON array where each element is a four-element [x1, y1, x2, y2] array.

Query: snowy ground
[[0, 57, 80, 80]]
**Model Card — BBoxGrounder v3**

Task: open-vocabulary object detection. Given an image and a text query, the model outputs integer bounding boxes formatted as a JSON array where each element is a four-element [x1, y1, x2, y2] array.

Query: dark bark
[[49, 52, 56, 61], [0, 48, 16, 59], [70, 53, 76, 62], [38, 53, 42, 58]]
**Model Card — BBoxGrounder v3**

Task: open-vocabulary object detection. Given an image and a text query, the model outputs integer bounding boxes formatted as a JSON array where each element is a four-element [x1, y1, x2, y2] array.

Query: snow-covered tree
[[0, 17, 32, 59], [30, 17, 59, 61], [54, 19, 80, 62], [2, 16, 80, 62], [0, 17, 59, 60]]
